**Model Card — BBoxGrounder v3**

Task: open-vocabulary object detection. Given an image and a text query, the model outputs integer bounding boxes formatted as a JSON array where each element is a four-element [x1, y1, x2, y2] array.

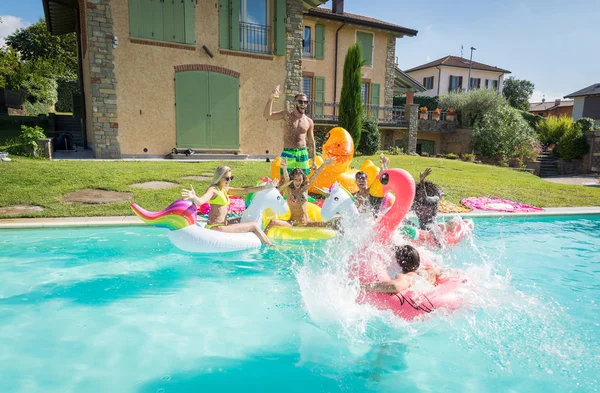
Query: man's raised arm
[[263, 85, 286, 121]]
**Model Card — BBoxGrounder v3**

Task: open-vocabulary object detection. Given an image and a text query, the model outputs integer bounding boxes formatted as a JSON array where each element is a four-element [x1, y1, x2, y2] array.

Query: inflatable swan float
[[131, 186, 288, 253]]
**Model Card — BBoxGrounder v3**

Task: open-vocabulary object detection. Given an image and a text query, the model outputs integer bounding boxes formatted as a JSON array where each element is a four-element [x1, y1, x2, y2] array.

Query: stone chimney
[[332, 0, 344, 14], [555, 99, 561, 106]]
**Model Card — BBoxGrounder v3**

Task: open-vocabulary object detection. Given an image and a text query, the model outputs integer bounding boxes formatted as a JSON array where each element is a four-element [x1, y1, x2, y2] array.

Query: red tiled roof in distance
[[405, 55, 511, 74]]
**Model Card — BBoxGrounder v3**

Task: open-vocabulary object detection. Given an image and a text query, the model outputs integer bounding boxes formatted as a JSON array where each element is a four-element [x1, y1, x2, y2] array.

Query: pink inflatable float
[[356, 169, 466, 320]]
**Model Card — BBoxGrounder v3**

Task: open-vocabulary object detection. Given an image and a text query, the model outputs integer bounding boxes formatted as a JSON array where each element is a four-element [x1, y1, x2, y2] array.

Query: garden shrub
[[575, 117, 595, 133], [444, 153, 459, 160], [7, 125, 46, 157], [439, 89, 506, 127], [357, 116, 380, 155], [557, 125, 589, 160], [56, 79, 79, 113], [472, 105, 537, 160], [386, 146, 404, 155], [536, 115, 572, 146], [519, 110, 543, 129], [393, 95, 439, 110]]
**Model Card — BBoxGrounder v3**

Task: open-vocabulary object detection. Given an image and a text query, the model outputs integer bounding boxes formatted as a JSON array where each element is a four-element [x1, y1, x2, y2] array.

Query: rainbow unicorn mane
[[131, 199, 197, 230]]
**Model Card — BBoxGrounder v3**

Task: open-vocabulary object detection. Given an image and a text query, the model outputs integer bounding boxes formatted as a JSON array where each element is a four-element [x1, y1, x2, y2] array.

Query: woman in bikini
[[266, 157, 335, 230], [181, 165, 273, 245]]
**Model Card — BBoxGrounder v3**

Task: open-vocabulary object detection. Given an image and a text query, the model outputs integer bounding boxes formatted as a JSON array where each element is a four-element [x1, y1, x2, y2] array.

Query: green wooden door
[[417, 139, 435, 156], [176, 71, 210, 148], [209, 72, 239, 149]]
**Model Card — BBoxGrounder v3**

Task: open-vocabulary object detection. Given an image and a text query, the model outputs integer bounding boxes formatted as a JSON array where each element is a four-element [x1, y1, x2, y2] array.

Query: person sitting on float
[[181, 165, 273, 245], [266, 157, 335, 230], [353, 154, 389, 215]]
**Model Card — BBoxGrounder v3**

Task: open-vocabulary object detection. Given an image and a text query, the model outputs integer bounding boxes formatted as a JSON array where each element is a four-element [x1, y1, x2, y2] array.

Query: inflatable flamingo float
[[353, 169, 465, 320]]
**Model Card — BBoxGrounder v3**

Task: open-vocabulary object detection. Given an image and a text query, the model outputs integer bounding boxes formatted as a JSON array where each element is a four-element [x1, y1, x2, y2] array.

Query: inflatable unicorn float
[[131, 185, 288, 253]]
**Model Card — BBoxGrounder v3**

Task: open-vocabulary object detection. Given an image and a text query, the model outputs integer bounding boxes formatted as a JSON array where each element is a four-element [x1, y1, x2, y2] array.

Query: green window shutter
[[229, 0, 240, 51], [129, 0, 153, 39], [150, 0, 164, 40], [218, 0, 230, 49], [274, 0, 287, 56], [356, 31, 373, 66], [315, 76, 325, 115], [315, 24, 325, 59], [371, 83, 380, 119], [184, 0, 195, 44], [173, 0, 186, 43], [163, 0, 175, 42]]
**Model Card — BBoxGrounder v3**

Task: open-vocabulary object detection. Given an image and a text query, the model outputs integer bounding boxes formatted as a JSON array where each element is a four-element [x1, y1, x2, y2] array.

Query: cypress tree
[[338, 44, 364, 145]]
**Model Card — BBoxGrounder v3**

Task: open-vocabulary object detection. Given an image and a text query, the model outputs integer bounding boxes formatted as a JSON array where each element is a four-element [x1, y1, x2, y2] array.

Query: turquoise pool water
[[0, 215, 599, 393]]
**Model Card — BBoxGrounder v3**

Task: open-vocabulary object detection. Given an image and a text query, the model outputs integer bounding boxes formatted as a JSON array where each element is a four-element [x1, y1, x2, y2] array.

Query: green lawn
[[0, 155, 598, 218]]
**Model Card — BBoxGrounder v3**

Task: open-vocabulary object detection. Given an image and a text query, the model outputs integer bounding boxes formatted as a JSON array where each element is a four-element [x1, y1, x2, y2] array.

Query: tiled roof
[[405, 55, 511, 74], [565, 83, 600, 98], [530, 100, 574, 112], [305, 7, 418, 37]]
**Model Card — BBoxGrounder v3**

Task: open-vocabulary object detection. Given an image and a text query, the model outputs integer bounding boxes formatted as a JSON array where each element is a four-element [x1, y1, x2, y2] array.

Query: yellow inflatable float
[[270, 127, 381, 194], [263, 203, 336, 241]]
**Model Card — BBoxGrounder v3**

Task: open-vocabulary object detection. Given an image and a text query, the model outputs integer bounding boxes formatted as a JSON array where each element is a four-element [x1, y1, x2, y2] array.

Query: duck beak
[[370, 178, 383, 198]]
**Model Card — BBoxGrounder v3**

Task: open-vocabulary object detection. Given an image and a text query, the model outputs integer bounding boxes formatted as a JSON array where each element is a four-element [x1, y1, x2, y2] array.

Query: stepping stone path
[[62, 189, 132, 204], [0, 205, 44, 215], [201, 172, 213, 176], [129, 181, 180, 189], [182, 176, 211, 181]]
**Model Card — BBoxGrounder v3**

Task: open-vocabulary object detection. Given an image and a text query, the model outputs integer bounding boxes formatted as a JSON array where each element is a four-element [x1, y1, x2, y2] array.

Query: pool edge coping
[[1, 207, 600, 229]]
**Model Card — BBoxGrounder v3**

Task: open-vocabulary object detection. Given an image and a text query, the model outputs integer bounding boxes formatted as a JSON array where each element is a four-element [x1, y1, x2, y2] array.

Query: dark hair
[[289, 168, 307, 189], [294, 93, 307, 101], [355, 171, 367, 180], [394, 245, 420, 273], [416, 181, 441, 197]]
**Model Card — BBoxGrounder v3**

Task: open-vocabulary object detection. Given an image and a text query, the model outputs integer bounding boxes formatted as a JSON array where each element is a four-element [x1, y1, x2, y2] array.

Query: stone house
[[42, 0, 429, 158]]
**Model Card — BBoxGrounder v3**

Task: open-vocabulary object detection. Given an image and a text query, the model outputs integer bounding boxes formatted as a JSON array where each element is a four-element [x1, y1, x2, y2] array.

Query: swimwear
[[206, 187, 230, 229], [281, 147, 310, 176]]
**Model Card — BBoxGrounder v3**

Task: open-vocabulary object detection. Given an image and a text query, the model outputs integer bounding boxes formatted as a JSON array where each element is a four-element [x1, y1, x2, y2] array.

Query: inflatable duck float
[[270, 127, 380, 194]]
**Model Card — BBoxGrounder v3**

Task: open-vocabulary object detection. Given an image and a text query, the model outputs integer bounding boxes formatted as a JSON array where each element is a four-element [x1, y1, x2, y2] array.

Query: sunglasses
[[224, 176, 234, 182], [356, 176, 367, 181], [296, 100, 309, 105]]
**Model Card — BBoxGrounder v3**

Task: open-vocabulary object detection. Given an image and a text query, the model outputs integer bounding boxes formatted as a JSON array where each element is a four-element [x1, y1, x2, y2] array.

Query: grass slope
[[0, 155, 598, 218]]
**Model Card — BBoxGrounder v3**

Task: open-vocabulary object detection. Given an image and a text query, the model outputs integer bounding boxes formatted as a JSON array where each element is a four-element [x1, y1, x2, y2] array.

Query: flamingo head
[[371, 168, 416, 225]]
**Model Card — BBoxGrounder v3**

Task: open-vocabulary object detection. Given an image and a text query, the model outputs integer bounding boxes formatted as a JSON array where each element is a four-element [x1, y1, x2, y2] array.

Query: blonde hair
[[210, 165, 231, 188]]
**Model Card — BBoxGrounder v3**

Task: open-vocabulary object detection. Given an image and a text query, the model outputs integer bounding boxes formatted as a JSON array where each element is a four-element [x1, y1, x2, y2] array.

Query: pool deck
[[1, 207, 599, 228]]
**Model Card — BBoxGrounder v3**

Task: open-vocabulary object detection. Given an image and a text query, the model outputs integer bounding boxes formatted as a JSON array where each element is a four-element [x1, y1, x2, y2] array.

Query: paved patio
[[543, 174, 600, 186]]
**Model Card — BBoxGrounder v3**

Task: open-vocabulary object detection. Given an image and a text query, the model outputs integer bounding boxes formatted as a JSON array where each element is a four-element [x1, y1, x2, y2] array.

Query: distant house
[[529, 99, 573, 118], [565, 83, 600, 125], [405, 55, 511, 97]]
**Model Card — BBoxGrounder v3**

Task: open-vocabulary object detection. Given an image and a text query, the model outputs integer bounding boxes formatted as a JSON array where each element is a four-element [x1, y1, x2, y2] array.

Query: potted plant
[[419, 106, 428, 120], [446, 108, 456, 121], [432, 108, 442, 121]]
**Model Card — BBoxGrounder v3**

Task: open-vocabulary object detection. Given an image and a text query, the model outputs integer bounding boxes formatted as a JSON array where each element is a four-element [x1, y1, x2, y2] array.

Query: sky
[[1, 0, 599, 102]]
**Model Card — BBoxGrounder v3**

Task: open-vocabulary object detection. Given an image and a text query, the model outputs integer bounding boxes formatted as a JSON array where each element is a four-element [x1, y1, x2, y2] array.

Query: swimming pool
[[0, 215, 598, 393]]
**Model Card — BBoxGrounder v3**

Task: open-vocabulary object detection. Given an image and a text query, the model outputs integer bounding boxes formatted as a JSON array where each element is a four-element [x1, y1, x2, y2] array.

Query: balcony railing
[[302, 39, 314, 58], [239, 22, 272, 55], [307, 101, 408, 127]]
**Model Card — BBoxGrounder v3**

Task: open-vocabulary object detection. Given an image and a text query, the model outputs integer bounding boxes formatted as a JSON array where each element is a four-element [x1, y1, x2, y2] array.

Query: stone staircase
[[538, 151, 559, 177]]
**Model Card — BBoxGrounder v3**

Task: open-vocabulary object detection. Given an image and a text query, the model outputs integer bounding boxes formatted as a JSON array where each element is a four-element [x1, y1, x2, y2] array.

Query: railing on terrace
[[239, 22, 272, 55], [307, 101, 408, 127], [302, 40, 314, 58]]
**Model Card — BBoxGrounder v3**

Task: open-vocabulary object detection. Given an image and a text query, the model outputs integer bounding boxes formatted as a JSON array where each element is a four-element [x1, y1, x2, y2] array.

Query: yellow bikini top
[[210, 186, 230, 206]]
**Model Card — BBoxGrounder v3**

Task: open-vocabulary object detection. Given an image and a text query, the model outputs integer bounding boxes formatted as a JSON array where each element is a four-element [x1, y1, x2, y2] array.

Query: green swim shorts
[[281, 147, 310, 176]]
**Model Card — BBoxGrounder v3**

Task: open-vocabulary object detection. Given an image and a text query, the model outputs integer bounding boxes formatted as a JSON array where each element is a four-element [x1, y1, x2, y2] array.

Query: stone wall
[[403, 104, 418, 153], [440, 128, 473, 154], [86, 0, 120, 159], [418, 119, 457, 133], [383, 34, 395, 107], [583, 130, 600, 172], [285, 0, 303, 107]]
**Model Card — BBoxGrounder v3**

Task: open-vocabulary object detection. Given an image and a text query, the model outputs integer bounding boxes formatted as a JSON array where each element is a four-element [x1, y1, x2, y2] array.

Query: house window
[[469, 78, 481, 90], [361, 82, 371, 105], [486, 79, 499, 90], [303, 26, 312, 57], [423, 76, 434, 90], [129, 0, 195, 45], [449, 76, 463, 92], [356, 31, 374, 66], [239, 0, 270, 54]]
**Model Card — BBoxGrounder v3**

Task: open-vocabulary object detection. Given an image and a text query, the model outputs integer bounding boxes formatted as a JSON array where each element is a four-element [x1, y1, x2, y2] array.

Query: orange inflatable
[[270, 127, 380, 194]]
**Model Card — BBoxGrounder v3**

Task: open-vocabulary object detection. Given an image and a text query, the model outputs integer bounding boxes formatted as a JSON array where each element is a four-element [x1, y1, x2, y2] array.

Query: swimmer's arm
[[305, 158, 335, 189], [229, 183, 272, 196], [182, 186, 215, 206], [360, 279, 408, 294]]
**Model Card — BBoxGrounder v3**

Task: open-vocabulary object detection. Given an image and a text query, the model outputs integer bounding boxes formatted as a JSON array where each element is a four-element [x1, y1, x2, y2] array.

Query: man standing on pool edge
[[263, 85, 317, 176]]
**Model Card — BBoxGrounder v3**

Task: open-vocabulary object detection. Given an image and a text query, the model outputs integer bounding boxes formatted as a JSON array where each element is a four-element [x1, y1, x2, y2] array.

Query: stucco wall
[[301, 17, 393, 105], [407, 66, 505, 97], [107, 0, 287, 156], [572, 97, 585, 120], [416, 131, 441, 154]]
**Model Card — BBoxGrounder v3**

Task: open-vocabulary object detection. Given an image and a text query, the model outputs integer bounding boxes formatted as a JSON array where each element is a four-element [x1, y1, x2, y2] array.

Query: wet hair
[[394, 245, 420, 273], [355, 171, 367, 180], [412, 181, 442, 210], [289, 168, 307, 189]]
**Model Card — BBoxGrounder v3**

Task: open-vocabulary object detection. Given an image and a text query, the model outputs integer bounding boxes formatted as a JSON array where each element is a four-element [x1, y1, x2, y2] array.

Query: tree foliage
[[557, 124, 589, 160], [0, 47, 22, 89], [439, 89, 506, 127], [502, 77, 535, 111], [536, 115, 573, 146], [357, 116, 380, 155], [393, 95, 438, 110], [338, 44, 364, 145], [472, 105, 538, 159], [6, 20, 77, 80]]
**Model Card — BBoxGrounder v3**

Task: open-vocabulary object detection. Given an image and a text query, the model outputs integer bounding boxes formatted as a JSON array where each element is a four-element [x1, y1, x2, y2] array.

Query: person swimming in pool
[[266, 157, 335, 230], [181, 165, 273, 245]]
